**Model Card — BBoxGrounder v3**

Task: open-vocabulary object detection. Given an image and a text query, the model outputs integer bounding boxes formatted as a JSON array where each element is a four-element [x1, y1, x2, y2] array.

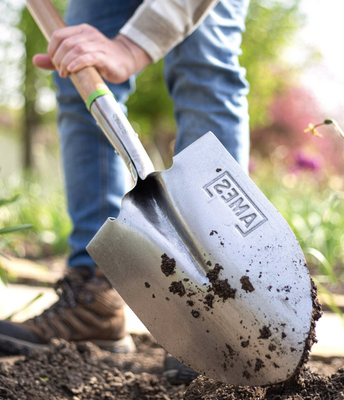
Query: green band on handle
[[86, 88, 114, 111]]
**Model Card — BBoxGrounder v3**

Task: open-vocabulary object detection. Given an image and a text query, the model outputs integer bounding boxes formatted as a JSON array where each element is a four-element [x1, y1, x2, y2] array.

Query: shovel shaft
[[26, 0, 155, 181]]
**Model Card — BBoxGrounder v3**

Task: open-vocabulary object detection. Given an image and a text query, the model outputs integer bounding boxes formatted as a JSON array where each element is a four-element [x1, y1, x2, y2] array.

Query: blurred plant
[[312, 276, 343, 320], [251, 87, 344, 177], [251, 86, 322, 159], [299, 118, 344, 280], [4, 292, 43, 321], [304, 119, 344, 139], [241, 0, 307, 130], [0, 195, 32, 284], [292, 151, 322, 173], [252, 160, 344, 280], [0, 174, 71, 259]]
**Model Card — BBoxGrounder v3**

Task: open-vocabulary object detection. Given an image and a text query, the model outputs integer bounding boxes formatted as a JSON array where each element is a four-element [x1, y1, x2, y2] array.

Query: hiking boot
[[0, 268, 135, 355], [163, 355, 199, 385]]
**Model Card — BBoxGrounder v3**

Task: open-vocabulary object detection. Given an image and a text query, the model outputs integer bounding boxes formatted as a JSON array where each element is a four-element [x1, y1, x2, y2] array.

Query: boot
[[164, 355, 199, 385], [0, 268, 135, 355]]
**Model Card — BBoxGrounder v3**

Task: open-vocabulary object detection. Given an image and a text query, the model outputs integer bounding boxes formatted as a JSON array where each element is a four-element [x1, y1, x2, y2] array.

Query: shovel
[[27, 0, 314, 386]]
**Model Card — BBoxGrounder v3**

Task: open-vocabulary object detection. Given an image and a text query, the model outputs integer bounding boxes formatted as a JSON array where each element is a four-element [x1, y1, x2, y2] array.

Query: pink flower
[[292, 151, 321, 172]]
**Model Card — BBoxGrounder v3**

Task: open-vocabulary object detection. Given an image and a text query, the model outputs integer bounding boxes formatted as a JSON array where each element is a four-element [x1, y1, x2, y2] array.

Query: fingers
[[32, 54, 55, 70], [47, 24, 86, 60], [33, 24, 151, 84], [64, 51, 105, 75], [56, 39, 102, 77], [48, 24, 101, 77]]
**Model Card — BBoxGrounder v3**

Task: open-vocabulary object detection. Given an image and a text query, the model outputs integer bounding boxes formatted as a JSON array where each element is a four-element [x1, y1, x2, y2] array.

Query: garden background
[[1, 0, 344, 306]]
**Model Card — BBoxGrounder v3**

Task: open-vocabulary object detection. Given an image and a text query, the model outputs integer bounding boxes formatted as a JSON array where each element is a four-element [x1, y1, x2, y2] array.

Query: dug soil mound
[[0, 334, 344, 400], [184, 367, 344, 399]]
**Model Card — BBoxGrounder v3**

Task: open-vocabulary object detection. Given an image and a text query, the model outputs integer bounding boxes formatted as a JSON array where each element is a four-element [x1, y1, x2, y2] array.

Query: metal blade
[[87, 132, 312, 386]]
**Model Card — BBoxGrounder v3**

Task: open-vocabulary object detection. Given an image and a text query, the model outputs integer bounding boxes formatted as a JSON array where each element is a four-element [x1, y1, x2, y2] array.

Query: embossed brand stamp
[[203, 171, 268, 236]]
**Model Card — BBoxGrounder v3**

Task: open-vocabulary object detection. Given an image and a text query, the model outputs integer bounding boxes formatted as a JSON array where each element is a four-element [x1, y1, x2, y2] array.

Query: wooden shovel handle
[[26, 0, 108, 103]]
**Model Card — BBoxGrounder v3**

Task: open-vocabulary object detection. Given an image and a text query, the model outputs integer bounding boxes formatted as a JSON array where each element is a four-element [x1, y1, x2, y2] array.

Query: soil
[[184, 366, 344, 399], [0, 334, 186, 400], [240, 276, 255, 293], [160, 254, 176, 277], [0, 260, 342, 399], [0, 281, 338, 400], [1, 335, 344, 400], [206, 264, 237, 301], [169, 281, 186, 297]]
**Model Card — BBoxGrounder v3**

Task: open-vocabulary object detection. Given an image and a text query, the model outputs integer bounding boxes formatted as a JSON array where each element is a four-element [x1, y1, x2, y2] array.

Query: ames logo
[[203, 172, 267, 237]]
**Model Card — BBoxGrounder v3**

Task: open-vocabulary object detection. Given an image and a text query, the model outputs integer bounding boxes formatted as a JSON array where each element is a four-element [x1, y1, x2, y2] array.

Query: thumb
[[32, 54, 56, 70]]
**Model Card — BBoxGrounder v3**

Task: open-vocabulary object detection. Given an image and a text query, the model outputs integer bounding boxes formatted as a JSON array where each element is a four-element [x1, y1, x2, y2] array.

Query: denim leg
[[55, 0, 142, 270], [164, 0, 250, 173]]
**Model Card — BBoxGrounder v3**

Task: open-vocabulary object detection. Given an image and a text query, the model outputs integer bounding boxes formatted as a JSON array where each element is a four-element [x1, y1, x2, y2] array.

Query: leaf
[[5, 293, 44, 321], [0, 195, 20, 207], [305, 247, 336, 284], [312, 276, 344, 323], [0, 266, 8, 285], [0, 224, 33, 235], [0, 252, 10, 260]]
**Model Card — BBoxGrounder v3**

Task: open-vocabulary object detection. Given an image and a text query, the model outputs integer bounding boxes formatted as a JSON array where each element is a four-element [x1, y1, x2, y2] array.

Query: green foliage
[[0, 195, 32, 284], [127, 61, 175, 140], [241, 0, 305, 130], [252, 161, 344, 281], [0, 195, 32, 245], [0, 1, 24, 108], [0, 175, 71, 259]]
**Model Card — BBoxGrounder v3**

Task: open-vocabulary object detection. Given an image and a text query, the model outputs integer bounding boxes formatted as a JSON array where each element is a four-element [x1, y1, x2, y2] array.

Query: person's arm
[[33, 0, 219, 83], [120, 0, 220, 62]]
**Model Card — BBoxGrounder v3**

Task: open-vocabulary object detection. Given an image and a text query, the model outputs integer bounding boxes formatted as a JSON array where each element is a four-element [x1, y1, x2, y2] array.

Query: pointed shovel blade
[[87, 132, 313, 386]]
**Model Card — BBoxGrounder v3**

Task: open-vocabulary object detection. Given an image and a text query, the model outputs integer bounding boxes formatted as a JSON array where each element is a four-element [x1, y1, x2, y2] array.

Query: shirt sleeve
[[119, 0, 220, 63]]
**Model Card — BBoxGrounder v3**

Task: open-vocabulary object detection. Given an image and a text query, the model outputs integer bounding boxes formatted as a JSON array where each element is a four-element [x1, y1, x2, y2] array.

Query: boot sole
[[0, 333, 136, 355]]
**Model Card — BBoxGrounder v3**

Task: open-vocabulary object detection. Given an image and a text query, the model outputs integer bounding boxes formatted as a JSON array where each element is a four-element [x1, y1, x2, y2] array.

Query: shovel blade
[[87, 132, 313, 386]]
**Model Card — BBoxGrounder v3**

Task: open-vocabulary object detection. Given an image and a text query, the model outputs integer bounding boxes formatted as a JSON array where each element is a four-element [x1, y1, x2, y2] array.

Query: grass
[[0, 173, 71, 260]]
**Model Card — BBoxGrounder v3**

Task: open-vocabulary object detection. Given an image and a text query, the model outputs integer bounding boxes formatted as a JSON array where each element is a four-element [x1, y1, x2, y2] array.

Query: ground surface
[[0, 334, 344, 400], [1, 257, 344, 398]]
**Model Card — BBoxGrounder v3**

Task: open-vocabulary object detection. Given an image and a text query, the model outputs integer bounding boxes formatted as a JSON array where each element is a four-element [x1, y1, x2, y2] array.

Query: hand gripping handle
[[26, 0, 155, 181]]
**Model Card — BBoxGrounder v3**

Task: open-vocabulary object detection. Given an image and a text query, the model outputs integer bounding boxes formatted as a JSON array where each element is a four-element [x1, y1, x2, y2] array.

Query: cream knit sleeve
[[119, 0, 220, 62]]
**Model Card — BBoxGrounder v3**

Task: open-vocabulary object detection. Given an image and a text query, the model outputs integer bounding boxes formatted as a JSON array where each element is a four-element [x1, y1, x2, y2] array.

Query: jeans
[[54, 0, 250, 270]]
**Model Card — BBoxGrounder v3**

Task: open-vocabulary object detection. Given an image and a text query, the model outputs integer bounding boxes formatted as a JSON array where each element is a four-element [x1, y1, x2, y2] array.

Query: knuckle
[[74, 43, 86, 54], [52, 29, 63, 41], [62, 37, 74, 50], [81, 23, 93, 32]]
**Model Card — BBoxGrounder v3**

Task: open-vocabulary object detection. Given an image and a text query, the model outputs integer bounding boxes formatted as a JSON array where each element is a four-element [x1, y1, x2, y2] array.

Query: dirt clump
[[240, 275, 255, 293], [161, 253, 176, 277], [258, 325, 272, 340], [206, 264, 237, 301], [169, 281, 186, 297], [204, 294, 215, 308]]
